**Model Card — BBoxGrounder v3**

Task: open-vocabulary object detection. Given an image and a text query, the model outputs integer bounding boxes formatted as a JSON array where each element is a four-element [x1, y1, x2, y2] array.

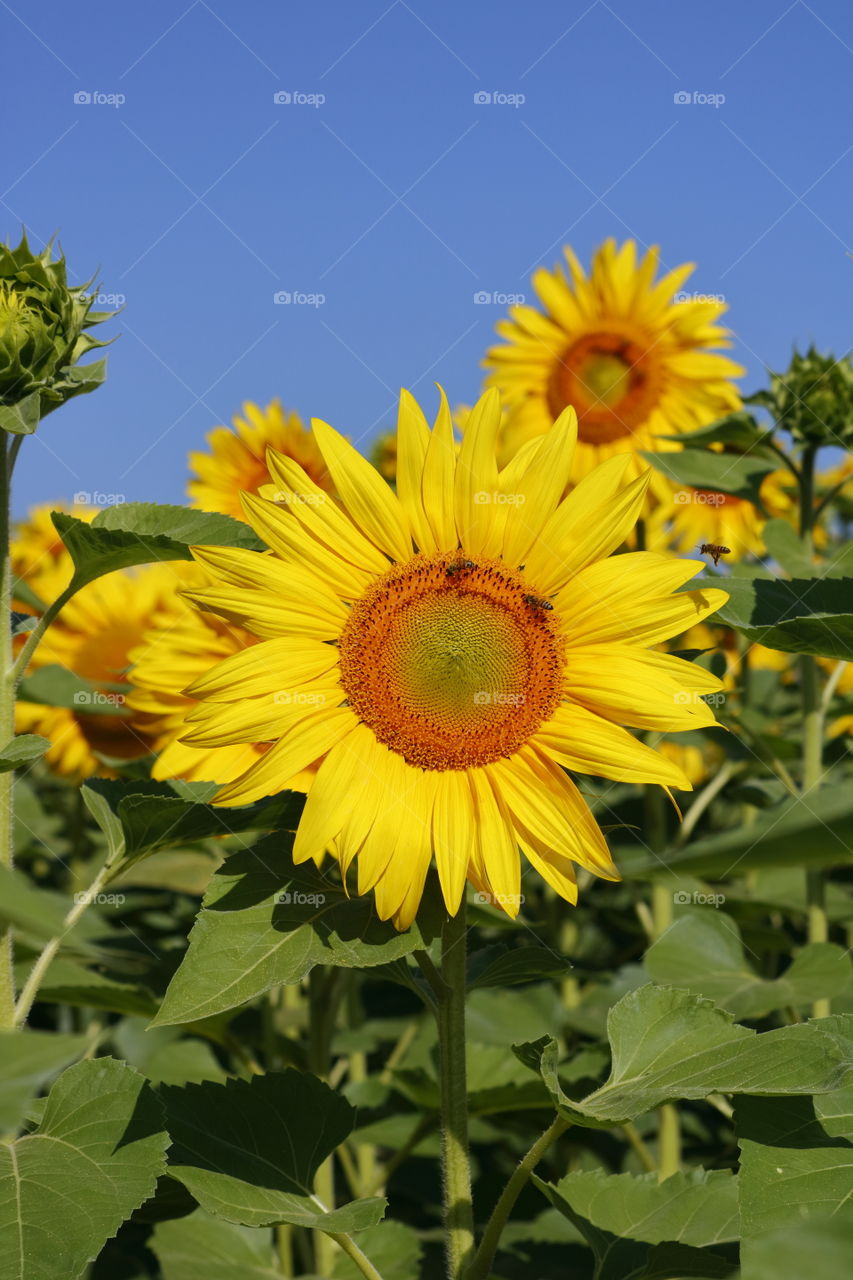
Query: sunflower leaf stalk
[[435, 902, 475, 1279]]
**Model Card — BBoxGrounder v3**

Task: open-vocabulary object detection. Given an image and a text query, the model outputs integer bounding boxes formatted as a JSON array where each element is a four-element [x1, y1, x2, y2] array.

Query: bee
[[446, 558, 475, 576], [523, 593, 553, 612], [698, 543, 731, 567]]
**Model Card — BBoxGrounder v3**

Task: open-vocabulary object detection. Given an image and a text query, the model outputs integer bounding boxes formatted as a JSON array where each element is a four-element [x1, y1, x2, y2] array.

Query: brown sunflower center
[[338, 553, 565, 770], [548, 331, 661, 444]]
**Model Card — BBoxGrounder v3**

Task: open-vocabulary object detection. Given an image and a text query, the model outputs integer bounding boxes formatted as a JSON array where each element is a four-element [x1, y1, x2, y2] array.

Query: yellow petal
[[421, 386, 459, 552], [185, 637, 338, 702], [501, 405, 578, 567], [567, 646, 725, 730], [432, 770, 473, 915], [214, 706, 355, 806], [535, 702, 692, 788], [312, 417, 411, 562], [396, 389, 437, 554], [454, 388, 502, 557]]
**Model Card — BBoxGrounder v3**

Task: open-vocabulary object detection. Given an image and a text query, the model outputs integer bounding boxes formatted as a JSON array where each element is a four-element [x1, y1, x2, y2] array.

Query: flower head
[[182, 389, 728, 929]]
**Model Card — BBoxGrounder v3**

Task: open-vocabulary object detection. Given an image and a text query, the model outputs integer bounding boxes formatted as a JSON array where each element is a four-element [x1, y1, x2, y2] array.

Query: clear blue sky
[[3, 0, 851, 515]]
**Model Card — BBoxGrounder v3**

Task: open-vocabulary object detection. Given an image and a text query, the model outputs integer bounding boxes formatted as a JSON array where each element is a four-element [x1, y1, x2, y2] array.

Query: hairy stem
[[0, 437, 16, 1029], [437, 902, 475, 1279]]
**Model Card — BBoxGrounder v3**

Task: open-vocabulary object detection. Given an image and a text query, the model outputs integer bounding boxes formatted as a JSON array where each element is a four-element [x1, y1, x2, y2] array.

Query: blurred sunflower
[[484, 239, 743, 477], [180, 388, 728, 929], [188, 399, 334, 520], [369, 431, 398, 484], [648, 467, 796, 560], [11, 502, 95, 607], [16, 564, 185, 781]]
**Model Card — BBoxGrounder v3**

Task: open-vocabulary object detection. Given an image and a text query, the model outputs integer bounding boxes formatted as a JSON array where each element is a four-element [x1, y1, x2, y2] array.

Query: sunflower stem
[[647, 786, 681, 1180], [309, 968, 338, 1277], [436, 900, 475, 1279], [0, 435, 17, 1030]]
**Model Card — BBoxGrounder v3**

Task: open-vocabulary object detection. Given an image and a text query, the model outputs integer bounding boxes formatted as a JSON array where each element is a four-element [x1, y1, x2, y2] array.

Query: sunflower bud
[[749, 347, 853, 450], [0, 233, 113, 434]]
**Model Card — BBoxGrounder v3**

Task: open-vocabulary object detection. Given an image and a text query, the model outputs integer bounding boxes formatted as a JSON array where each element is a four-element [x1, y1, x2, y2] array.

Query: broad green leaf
[[0, 735, 50, 773], [736, 1092, 853, 1238], [331, 1221, 423, 1280], [0, 1030, 88, 1134], [153, 836, 441, 1026], [152, 1211, 278, 1280], [711, 573, 853, 659], [0, 390, 41, 435], [112, 1020, 229, 1087], [642, 448, 776, 503], [468, 943, 571, 990], [658, 412, 772, 454], [535, 1168, 739, 1247], [761, 519, 817, 577], [0, 864, 79, 942], [741, 1217, 853, 1280], [81, 778, 303, 867], [617, 784, 853, 877], [515, 985, 850, 1126], [12, 956, 158, 1018], [645, 912, 852, 1018], [17, 664, 128, 714], [162, 1072, 386, 1231], [51, 504, 263, 591], [0, 1057, 169, 1280]]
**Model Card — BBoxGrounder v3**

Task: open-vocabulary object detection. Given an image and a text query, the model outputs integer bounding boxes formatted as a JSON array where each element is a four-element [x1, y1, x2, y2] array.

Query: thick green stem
[[647, 787, 681, 1178], [309, 969, 338, 1277], [657, 1103, 682, 1181], [437, 902, 475, 1279], [468, 1114, 569, 1280], [0, 437, 16, 1029]]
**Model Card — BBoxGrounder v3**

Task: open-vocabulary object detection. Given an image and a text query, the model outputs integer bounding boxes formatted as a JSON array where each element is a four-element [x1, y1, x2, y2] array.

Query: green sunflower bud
[[749, 346, 853, 450], [0, 233, 113, 434]]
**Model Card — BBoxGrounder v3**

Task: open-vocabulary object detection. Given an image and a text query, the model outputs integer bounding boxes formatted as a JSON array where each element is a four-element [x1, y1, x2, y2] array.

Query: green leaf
[[151, 1211, 279, 1280], [80, 778, 303, 867], [17, 664, 129, 713], [642, 448, 776, 504], [761, 519, 817, 577], [535, 1168, 739, 1247], [468, 944, 571, 990], [658, 411, 772, 454], [0, 1030, 89, 1134], [645, 912, 852, 1019], [741, 1217, 853, 1280], [153, 836, 442, 1025], [162, 1072, 386, 1231], [711, 573, 853, 659], [0, 390, 41, 435], [331, 1221, 423, 1280], [0, 1057, 169, 1280], [515, 985, 850, 1126], [51, 504, 263, 591], [736, 1092, 853, 1239], [12, 956, 158, 1018], [617, 784, 853, 878], [0, 734, 50, 773]]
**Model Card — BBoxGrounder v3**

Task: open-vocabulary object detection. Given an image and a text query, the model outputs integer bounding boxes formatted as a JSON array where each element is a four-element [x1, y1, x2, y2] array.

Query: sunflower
[[648, 467, 797, 560], [16, 564, 185, 781], [188, 399, 334, 520], [484, 239, 744, 477], [178, 388, 728, 929], [127, 602, 271, 786]]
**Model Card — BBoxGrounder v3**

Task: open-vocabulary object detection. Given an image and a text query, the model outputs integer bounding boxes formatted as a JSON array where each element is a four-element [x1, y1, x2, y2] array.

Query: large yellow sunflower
[[16, 565, 185, 781], [484, 239, 744, 477], [188, 399, 335, 520], [179, 388, 728, 930]]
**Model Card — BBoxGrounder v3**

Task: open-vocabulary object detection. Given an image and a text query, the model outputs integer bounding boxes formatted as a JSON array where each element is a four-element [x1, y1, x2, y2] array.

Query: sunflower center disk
[[338, 554, 565, 770], [549, 331, 660, 444]]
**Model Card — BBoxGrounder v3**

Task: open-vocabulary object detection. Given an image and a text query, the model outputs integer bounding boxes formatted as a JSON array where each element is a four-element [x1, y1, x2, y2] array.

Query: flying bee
[[698, 543, 731, 567], [523, 593, 553, 612], [446, 558, 475, 576]]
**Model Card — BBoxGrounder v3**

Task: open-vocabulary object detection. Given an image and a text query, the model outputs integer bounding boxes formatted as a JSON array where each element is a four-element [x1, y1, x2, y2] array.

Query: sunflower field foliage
[[2, 234, 853, 1280]]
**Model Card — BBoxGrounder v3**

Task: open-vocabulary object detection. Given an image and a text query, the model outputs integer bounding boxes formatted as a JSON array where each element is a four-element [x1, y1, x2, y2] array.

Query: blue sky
[[3, 0, 851, 515]]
